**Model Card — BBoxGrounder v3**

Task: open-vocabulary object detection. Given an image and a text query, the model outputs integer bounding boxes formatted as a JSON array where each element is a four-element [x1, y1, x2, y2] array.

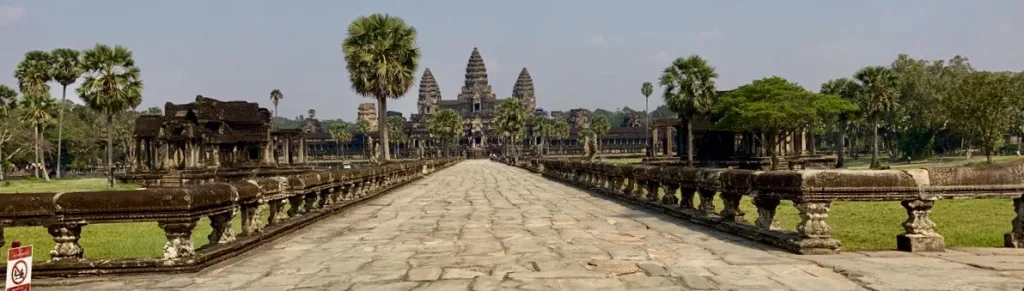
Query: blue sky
[[1, 0, 1022, 121]]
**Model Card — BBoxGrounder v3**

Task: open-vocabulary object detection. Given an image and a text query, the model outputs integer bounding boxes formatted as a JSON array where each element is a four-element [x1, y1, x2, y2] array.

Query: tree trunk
[[0, 136, 4, 181], [273, 104, 278, 129], [107, 113, 114, 187], [57, 85, 66, 179], [38, 125, 50, 181], [836, 127, 846, 168], [768, 134, 779, 171], [851, 135, 860, 160], [645, 97, 650, 157], [377, 96, 390, 161], [871, 120, 880, 169], [686, 118, 695, 167]]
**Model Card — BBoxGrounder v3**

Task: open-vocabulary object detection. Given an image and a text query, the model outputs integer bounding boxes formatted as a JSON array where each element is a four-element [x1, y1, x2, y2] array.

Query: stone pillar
[[697, 189, 716, 215], [48, 222, 86, 261], [651, 127, 660, 157], [897, 199, 944, 252], [207, 210, 237, 245], [283, 137, 292, 165], [212, 146, 221, 168], [159, 219, 198, 259], [794, 201, 841, 254], [663, 126, 673, 156], [753, 196, 781, 230], [240, 203, 265, 236], [719, 191, 745, 222], [1006, 196, 1024, 248]]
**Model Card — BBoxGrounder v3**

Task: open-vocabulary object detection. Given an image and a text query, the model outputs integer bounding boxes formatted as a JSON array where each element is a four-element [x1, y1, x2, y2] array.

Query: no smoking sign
[[5, 245, 31, 291]]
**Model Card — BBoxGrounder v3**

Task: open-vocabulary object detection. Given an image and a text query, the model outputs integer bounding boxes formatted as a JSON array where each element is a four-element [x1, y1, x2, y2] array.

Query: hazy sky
[[2, 0, 1023, 121]]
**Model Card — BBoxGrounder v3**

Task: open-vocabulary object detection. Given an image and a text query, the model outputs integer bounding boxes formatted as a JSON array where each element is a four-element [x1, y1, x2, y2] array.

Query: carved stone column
[[679, 188, 696, 209], [304, 193, 319, 212], [158, 219, 198, 259], [645, 180, 660, 202], [897, 199, 944, 252], [320, 188, 334, 208], [635, 179, 649, 200], [753, 196, 780, 230], [719, 191, 746, 222], [662, 183, 680, 206], [240, 203, 265, 236], [623, 178, 636, 197], [269, 199, 289, 225], [1006, 197, 1024, 248], [207, 210, 237, 245], [48, 222, 86, 261], [697, 189, 717, 215], [794, 201, 841, 254], [288, 196, 306, 217]]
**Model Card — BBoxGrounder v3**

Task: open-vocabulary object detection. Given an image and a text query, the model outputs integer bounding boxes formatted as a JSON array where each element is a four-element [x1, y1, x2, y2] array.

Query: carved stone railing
[[0, 158, 461, 277], [527, 159, 1024, 255]]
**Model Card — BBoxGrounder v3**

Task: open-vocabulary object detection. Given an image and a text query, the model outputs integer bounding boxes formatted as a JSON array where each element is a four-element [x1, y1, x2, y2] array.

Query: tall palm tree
[[50, 48, 83, 179], [532, 117, 553, 156], [387, 116, 407, 157], [590, 115, 612, 158], [308, 108, 316, 119], [0, 85, 17, 181], [270, 89, 283, 128], [20, 93, 57, 181], [659, 55, 719, 167], [854, 66, 899, 169], [553, 118, 570, 155], [356, 119, 373, 159], [77, 44, 144, 187], [428, 109, 463, 157], [641, 82, 653, 155], [496, 98, 528, 157], [342, 13, 421, 162], [820, 78, 862, 168], [329, 123, 353, 160], [14, 51, 53, 95]]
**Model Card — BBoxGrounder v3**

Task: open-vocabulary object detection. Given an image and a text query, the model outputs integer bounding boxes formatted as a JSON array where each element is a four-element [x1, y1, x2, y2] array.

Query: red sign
[[6, 245, 32, 291]]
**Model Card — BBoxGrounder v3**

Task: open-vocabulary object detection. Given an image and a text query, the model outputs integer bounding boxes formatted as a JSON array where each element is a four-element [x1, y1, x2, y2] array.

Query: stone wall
[[513, 158, 1024, 255], [0, 158, 462, 278]]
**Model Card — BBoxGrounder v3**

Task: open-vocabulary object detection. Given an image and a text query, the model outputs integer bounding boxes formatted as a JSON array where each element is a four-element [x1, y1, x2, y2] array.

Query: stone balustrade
[[0, 158, 461, 277], [524, 158, 1024, 255]]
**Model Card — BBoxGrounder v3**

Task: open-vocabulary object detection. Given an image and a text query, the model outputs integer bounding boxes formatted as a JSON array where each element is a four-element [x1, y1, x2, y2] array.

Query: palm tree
[[641, 82, 653, 155], [77, 44, 144, 187], [270, 89, 283, 128], [329, 123, 353, 160], [0, 85, 17, 181], [20, 93, 57, 181], [308, 109, 316, 119], [495, 98, 528, 157], [342, 14, 421, 162], [659, 55, 719, 167], [854, 66, 899, 169], [428, 109, 463, 157], [387, 116, 407, 157], [14, 51, 53, 95], [533, 117, 553, 156], [553, 118, 570, 155], [356, 119, 373, 159], [820, 78, 862, 168], [50, 48, 83, 179], [590, 115, 612, 158]]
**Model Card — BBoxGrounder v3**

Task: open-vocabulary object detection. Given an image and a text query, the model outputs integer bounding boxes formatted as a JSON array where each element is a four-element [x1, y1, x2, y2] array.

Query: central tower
[[457, 47, 496, 113]]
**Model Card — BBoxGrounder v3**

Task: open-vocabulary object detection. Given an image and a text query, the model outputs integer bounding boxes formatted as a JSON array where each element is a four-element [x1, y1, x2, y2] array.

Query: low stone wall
[[116, 166, 316, 188], [516, 158, 1024, 255], [0, 158, 462, 278]]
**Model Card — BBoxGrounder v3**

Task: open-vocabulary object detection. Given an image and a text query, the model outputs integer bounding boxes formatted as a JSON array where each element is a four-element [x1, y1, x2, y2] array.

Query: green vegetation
[[427, 109, 463, 157], [659, 55, 719, 167], [495, 98, 529, 157], [0, 178, 139, 193]]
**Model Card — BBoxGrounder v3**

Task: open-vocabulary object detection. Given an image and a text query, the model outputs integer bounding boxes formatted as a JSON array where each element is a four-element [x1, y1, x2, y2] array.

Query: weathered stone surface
[[408, 266, 443, 281]]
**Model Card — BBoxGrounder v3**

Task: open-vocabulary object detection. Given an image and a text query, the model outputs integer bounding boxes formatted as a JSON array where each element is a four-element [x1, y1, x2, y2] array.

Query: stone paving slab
[[35, 160, 1024, 290]]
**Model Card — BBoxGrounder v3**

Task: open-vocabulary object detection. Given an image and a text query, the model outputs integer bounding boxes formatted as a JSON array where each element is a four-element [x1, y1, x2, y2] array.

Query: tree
[[270, 89, 283, 127], [143, 106, 162, 116], [641, 81, 653, 155], [77, 44, 144, 187], [945, 71, 1024, 164], [820, 78, 863, 168], [854, 66, 899, 169], [660, 55, 719, 166], [342, 14, 421, 162], [714, 77, 856, 170], [0, 85, 17, 180], [14, 51, 53, 95], [428, 109, 463, 157], [387, 116, 407, 157], [50, 48, 83, 179], [495, 98, 528, 157], [20, 93, 57, 180], [308, 108, 316, 119], [355, 119, 373, 158], [532, 117, 553, 156], [553, 118, 570, 154], [329, 123, 353, 159], [590, 115, 611, 158]]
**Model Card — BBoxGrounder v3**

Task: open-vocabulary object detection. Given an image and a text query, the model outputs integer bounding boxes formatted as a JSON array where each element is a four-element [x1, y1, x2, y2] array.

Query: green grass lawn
[[0, 178, 141, 193]]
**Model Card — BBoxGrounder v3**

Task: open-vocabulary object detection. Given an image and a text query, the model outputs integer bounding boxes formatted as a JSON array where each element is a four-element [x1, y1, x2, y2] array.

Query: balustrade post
[[794, 200, 841, 254], [635, 179, 649, 200], [208, 210, 237, 245], [1006, 196, 1024, 248], [48, 222, 86, 261], [304, 192, 319, 212], [240, 203, 265, 236], [697, 189, 717, 215], [719, 191, 746, 222], [321, 188, 335, 207], [159, 218, 199, 259], [623, 177, 636, 197], [897, 199, 944, 252], [288, 195, 306, 217], [679, 188, 696, 209], [269, 198, 289, 224], [661, 183, 680, 205], [752, 196, 780, 230], [0, 225, 4, 249], [645, 180, 660, 202]]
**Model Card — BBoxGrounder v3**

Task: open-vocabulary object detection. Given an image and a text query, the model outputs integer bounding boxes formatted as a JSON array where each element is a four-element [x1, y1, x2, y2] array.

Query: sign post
[[5, 244, 31, 291]]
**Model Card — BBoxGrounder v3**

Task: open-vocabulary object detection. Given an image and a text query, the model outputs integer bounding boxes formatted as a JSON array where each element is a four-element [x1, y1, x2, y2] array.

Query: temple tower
[[457, 48, 496, 113], [417, 68, 441, 115], [512, 67, 536, 116]]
